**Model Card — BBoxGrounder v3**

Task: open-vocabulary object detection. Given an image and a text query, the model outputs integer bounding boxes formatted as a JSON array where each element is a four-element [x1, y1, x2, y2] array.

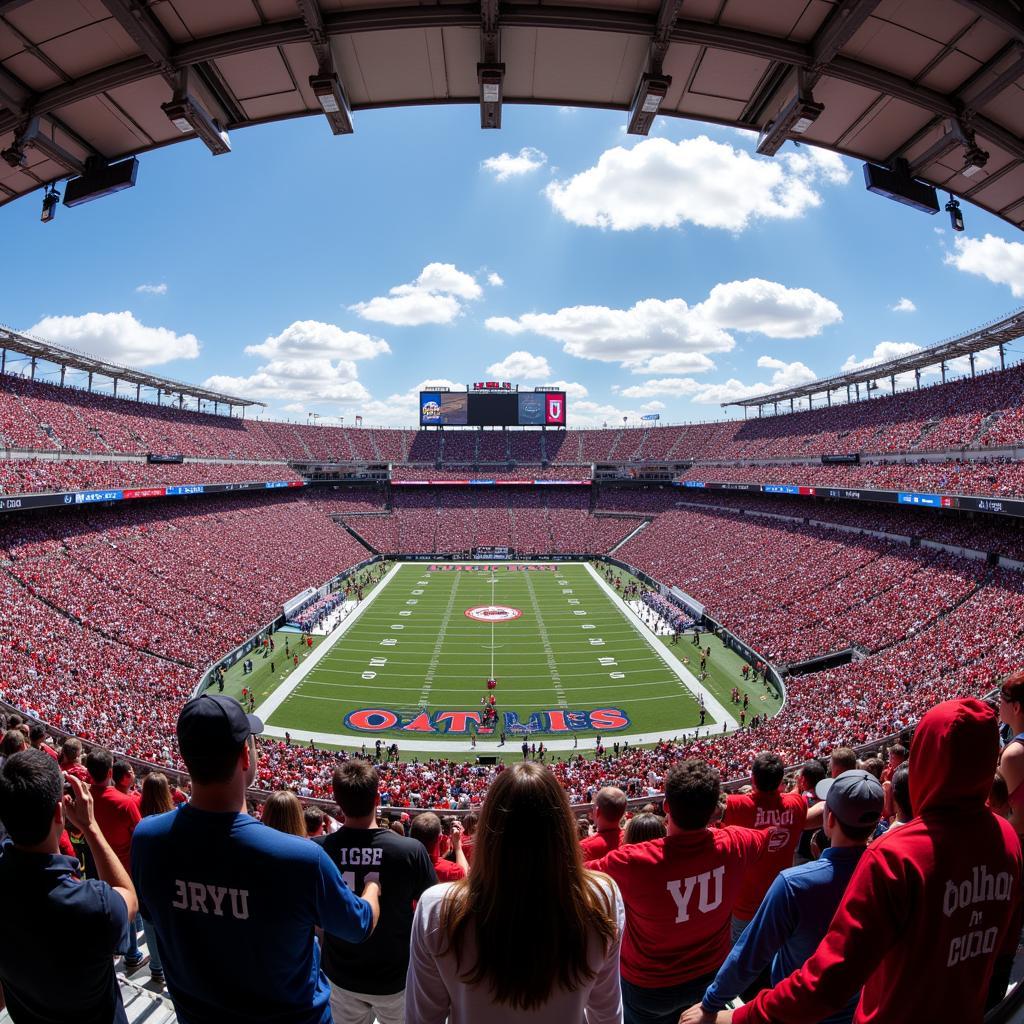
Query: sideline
[[254, 562, 403, 723], [583, 562, 738, 731], [259, 560, 740, 752]]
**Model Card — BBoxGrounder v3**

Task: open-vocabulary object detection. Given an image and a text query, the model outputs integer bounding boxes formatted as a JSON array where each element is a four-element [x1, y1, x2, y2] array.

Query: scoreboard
[[419, 389, 566, 427]]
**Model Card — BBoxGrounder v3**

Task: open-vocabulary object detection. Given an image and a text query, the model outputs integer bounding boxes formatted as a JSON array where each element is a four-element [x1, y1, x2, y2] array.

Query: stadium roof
[[721, 303, 1024, 409], [0, 324, 264, 408], [1, 2, 1024, 230]]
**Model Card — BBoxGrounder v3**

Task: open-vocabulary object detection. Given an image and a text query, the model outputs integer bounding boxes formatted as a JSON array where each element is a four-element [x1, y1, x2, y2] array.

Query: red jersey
[[735, 698, 1024, 1024], [580, 827, 623, 861], [90, 783, 142, 871], [724, 789, 808, 919], [432, 855, 466, 882], [587, 827, 769, 987]]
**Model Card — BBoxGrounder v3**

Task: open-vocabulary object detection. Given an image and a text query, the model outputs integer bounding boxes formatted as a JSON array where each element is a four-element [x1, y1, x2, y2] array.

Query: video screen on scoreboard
[[419, 390, 567, 426]]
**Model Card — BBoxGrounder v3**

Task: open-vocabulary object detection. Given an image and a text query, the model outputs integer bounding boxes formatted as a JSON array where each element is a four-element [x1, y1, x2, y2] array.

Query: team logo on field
[[464, 605, 522, 622]]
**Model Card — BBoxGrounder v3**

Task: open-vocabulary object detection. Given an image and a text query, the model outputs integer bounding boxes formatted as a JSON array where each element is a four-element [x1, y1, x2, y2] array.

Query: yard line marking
[[421, 570, 462, 706], [523, 570, 566, 708]]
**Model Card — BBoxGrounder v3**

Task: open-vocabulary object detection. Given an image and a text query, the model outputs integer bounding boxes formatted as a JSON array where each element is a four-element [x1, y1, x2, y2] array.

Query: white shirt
[[406, 878, 625, 1024]]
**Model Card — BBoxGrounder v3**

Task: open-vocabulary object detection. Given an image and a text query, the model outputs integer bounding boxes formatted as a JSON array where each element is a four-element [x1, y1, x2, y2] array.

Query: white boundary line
[[258, 561, 739, 752], [583, 563, 737, 731], [254, 562, 403, 722]]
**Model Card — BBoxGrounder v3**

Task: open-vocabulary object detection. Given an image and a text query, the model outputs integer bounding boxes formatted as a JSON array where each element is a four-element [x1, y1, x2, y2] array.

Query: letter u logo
[[697, 866, 725, 914]]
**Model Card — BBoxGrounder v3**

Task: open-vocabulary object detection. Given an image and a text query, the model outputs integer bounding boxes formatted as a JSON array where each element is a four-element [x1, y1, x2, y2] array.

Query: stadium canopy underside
[[0, 1, 1023, 231]]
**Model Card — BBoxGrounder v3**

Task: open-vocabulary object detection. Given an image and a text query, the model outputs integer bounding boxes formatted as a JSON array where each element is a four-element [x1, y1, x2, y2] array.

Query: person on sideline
[[0, 750, 138, 1023], [316, 760, 436, 1024], [131, 694, 381, 1024], [406, 761, 624, 1023]]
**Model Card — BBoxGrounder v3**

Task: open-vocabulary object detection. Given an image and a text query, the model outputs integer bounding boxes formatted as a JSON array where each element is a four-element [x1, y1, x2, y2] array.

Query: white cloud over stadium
[[544, 136, 851, 232], [28, 311, 200, 367]]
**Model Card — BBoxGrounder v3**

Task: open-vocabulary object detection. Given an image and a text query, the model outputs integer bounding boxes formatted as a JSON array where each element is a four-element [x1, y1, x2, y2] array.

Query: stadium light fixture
[[627, 73, 671, 136], [161, 97, 231, 156], [478, 63, 505, 129], [756, 91, 825, 156], [960, 141, 989, 179], [310, 72, 354, 135], [945, 195, 965, 232], [40, 184, 60, 223]]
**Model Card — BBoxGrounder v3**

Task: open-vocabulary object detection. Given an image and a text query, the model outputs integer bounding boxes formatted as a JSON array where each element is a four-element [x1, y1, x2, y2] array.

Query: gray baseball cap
[[815, 769, 885, 828]]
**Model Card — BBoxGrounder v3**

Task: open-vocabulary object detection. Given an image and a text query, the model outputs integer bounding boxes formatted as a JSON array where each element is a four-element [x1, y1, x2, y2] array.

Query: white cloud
[[487, 272, 504, 287], [27, 311, 199, 366], [697, 278, 842, 338], [544, 135, 850, 232], [628, 352, 717, 375], [841, 341, 923, 373], [945, 234, 1024, 297], [617, 378, 706, 398], [135, 282, 167, 295], [486, 278, 840, 369], [481, 147, 548, 182], [245, 320, 390, 361], [891, 297, 916, 313], [204, 360, 371, 405], [486, 298, 734, 366], [660, 357, 818, 406], [541, 380, 589, 399], [485, 316, 529, 335], [569, 399, 649, 428], [486, 350, 552, 380], [641, 400, 666, 412], [350, 263, 483, 325], [205, 319, 389, 408]]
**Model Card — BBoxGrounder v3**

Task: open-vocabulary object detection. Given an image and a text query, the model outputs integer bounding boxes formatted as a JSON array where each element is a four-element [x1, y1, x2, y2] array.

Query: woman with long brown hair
[[260, 789, 307, 837], [406, 761, 624, 1022], [138, 771, 177, 988]]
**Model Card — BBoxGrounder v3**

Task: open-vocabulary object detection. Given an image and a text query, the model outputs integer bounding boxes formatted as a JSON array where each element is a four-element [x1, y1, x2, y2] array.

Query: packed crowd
[[6, 359, 1024, 475], [1, 690, 1019, 1024], [0, 455, 302, 495], [677, 456, 1024, 500]]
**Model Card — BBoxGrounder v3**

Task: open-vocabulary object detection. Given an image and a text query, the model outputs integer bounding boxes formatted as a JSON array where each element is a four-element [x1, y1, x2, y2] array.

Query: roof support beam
[[299, 0, 354, 134], [478, 0, 504, 128], [626, 0, 680, 134], [953, 0, 1024, 43], [99, 0, 176, 81]]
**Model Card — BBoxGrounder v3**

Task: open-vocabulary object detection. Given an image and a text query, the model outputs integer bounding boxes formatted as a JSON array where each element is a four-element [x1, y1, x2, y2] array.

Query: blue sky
[[3, 103, 1024, 428]]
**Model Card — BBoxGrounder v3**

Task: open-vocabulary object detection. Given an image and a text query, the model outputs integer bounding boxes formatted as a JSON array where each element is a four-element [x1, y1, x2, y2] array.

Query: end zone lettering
[[344, 706, 631, 734]]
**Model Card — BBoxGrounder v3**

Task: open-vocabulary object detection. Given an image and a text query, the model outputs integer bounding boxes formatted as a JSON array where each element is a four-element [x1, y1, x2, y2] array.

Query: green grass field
[[245, 561, 781, 751]]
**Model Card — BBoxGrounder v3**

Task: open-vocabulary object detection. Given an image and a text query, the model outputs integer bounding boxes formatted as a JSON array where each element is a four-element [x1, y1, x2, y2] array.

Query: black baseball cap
[[815, 769, 885, 828], [177, 695, 263, 763]]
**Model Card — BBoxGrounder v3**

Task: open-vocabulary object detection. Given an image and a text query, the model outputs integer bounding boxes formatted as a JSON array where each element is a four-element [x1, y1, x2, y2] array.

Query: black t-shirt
[[0, 845, 130, 1024], [314, 827, 437, 994]]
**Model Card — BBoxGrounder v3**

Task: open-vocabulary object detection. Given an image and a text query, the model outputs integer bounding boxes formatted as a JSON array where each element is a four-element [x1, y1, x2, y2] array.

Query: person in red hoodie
[[586, 760, 770, 1024], [581, 786, 627, 860], [714, 697, 1022, 1024], [723, 752, 810, 942]]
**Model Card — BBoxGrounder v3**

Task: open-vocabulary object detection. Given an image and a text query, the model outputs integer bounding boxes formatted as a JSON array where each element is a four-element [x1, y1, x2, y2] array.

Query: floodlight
[[627, 74, 671, 136], [863, 158, 939, 215], [756, 92, 825, 156], [161, 97, 231, 155], [310, 72, 354, 135], [946, 195, 965, 232], [40, 185, 60, 223], [961, 142, 989, 179]]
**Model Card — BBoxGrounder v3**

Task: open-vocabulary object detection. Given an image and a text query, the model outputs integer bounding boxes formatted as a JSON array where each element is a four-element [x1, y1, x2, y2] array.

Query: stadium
[[2, 1, 1024, 1023]]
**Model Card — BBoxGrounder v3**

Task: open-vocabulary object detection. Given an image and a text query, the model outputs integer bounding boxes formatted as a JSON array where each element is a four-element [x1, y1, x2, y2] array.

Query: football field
[[252, 562, 767, 752]]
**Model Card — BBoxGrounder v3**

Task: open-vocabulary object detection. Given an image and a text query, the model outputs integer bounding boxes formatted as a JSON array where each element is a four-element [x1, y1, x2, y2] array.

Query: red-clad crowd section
[[1, 479, 1021, 807]]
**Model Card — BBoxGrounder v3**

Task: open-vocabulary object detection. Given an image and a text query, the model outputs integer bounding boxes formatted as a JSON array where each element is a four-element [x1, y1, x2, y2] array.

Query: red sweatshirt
[[735, 698, 1023, 1024], [724, 789, 807, 919], [580, 826, 623, 861], [587, 826, 769, 987]]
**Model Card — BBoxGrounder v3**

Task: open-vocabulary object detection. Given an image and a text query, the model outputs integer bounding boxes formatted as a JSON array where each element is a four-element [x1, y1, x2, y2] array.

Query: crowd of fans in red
[[1, 483, 1020, 814]]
